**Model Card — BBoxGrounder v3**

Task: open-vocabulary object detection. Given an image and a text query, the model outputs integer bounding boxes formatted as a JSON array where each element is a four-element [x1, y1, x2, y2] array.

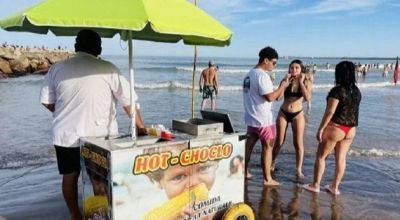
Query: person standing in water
[[301, 61, 361, 195], [304, 65, 314, 114], [271, 60, 313, 178], [243, 46, 289, 186], [40, 30, 146, 219], [199, 61, 219, 111], [382, 64, 389, 77]]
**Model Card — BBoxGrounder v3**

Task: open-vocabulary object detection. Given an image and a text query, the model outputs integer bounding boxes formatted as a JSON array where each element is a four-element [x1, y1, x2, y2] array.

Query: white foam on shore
[[1, 157, 56, 169], [133, 81, 396, 91], [0, 75, 44, 83], [348, 148, 400, 157], [283, 148, 400, 158], [177, 67, 291, 74], [356, 81, 393, 88]]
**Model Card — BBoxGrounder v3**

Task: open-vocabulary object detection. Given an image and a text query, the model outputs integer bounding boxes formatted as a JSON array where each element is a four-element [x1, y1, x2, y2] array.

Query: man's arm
[[263, 76, 289, 102], [316, 98, 339, 141], [42, 103, 55, 112], [123, 105, 147, 135], [276, 75, 289, 101]]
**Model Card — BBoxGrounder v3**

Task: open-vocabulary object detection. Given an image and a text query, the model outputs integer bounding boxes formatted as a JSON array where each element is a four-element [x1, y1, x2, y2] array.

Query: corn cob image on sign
[[81, 134, 245, 220]]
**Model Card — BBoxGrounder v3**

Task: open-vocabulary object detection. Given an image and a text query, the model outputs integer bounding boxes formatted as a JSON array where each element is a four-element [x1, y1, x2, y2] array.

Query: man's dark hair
[[74, 29, 102, 56], [258, 46, 278, 64]]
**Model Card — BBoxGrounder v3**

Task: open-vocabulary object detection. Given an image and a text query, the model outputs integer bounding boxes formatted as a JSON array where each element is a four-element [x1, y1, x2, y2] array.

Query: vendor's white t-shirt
[[40, 52, 137, 147], [243, 68, 274, 127]]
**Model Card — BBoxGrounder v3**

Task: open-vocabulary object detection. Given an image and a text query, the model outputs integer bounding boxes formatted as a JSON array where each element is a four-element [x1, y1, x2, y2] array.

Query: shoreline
[[1, 155, 400, 220]]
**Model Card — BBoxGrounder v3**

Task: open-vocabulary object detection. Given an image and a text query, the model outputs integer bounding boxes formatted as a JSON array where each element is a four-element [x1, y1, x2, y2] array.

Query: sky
[[0, 0, 399, 58]]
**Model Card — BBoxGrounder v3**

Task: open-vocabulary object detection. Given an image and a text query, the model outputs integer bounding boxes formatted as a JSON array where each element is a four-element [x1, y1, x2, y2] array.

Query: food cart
[[80, 113, 251, 220]]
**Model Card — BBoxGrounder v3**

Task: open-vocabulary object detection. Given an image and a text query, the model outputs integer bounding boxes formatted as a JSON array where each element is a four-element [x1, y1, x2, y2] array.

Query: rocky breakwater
[[0, 45, 74, 78]]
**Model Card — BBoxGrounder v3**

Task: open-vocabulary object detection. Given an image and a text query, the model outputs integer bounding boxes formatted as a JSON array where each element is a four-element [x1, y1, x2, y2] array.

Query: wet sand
[[245, 154, 400, 220], [0, 164, 70, 220], [1, 154, 400, 220]]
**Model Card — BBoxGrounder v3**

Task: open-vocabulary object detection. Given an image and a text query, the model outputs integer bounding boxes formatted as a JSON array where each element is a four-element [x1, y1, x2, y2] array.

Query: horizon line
[[103, 54, 399, 60]]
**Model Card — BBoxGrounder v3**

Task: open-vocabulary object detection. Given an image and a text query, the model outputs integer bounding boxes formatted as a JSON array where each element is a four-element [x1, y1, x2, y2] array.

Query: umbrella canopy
[[0, 0, 232, 141], [0, 0, 232, 46]]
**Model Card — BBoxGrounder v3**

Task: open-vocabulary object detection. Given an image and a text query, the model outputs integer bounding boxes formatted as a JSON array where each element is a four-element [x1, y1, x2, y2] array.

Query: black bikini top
[[284, 83, 303, 98]]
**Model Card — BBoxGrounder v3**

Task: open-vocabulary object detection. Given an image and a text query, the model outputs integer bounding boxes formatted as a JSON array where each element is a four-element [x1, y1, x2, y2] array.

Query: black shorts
[[202, 85, 216, 99], [54, 145, 81, 175]]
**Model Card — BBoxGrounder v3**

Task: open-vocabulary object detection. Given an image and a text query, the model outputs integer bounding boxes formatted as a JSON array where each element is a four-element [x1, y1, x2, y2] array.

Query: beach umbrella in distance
[[0, 0, 232, 141], [394, 57, 399, 85]]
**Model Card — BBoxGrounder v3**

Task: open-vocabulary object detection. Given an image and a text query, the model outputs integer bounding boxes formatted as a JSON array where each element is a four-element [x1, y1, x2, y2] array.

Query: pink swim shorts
[[247, 124, 276, 140]]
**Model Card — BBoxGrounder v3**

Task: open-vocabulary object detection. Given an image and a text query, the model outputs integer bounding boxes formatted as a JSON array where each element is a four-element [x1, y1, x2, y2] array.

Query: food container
[[172, 118, 223, 136]]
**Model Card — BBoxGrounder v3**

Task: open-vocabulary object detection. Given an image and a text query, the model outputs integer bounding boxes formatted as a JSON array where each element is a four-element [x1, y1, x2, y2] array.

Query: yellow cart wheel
[[222, 202, 255, 220]]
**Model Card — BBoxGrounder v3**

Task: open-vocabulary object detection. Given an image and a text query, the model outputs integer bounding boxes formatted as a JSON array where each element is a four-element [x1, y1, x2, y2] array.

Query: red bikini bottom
[[329, 123, 353, 135]]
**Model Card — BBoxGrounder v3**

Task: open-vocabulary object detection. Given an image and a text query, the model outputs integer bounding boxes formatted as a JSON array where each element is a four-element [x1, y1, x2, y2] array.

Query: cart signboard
[[81, 134, 245, 220]]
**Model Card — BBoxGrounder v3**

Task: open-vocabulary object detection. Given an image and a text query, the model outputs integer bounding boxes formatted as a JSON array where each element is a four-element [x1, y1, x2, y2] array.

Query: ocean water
[[1, 55, 400, 219]]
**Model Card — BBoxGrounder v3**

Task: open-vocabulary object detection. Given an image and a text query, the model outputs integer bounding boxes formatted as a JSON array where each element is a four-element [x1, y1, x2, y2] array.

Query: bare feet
[[246, 171, 253, 179], [263, 179, 280, 186], [324, 184, 340, 195], [300, 183, 320, 193], [296, 172, 305, 179]]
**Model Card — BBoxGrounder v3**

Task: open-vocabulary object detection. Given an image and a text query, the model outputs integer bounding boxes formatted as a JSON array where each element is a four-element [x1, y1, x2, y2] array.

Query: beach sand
[[2, 154, 400, 220], [0, 164, 70, 220]]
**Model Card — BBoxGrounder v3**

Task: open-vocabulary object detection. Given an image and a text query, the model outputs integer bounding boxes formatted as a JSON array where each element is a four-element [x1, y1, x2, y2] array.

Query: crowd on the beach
[[1, 42, 68, 53], [301, 60, 397, 79], [353, 62, 397, 79], [242, 46, 362, 196]]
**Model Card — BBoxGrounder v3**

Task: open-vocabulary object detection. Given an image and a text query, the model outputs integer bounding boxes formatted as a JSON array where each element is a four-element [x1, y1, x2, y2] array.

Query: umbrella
[[0, 0, 232, 140]]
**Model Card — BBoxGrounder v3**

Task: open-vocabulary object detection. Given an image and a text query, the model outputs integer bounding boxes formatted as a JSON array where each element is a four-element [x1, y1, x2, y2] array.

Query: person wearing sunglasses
[[242, 46, 290, 186]]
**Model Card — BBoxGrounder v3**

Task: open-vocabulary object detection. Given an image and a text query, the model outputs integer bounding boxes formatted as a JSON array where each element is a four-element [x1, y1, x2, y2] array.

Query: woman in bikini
[[272, 59, 313, 178], [302, 61, 362, 195]]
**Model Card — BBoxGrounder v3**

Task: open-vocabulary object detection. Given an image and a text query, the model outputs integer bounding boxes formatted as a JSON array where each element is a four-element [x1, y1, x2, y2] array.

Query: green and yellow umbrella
[[0, 0, 232, 141]]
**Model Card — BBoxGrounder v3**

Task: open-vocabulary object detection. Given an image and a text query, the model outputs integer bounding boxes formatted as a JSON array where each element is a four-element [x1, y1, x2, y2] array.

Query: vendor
[[40, 29, 146, 220]]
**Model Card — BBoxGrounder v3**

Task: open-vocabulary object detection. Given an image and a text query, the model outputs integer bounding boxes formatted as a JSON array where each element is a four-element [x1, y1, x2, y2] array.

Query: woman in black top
[[272, 60, 313, 178], [302, 61, 362, 195]]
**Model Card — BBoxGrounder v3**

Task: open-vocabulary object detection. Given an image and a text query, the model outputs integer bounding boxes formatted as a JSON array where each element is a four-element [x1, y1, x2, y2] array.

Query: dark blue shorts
[[54, 145, 81, 175], [202, 85, 216, 99]]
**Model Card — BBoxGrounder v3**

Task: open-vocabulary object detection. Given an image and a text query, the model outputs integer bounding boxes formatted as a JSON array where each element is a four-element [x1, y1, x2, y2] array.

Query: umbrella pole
[[191, 0, 199, 119], [191, 46, 197, 118], [128, 31, 136, 141]]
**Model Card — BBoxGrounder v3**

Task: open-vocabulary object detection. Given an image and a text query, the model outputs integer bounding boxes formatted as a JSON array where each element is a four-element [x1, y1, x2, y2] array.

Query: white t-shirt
[[40, 52, 137, 147], [243, 68, 274, 127]]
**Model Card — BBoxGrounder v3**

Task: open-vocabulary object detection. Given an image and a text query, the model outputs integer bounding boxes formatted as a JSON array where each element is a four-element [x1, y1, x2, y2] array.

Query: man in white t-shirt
[[40, 30, 146, 220], [243, 46, 289, 186]]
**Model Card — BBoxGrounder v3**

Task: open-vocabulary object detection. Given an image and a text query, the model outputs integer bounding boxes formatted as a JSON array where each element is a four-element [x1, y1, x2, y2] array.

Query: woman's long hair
[[335, 61, 358, 101], [335, 61, 356, 88]]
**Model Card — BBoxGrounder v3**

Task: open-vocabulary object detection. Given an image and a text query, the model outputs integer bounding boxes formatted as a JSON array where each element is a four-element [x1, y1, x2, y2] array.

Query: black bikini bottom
[[280, 108, 303, 122]]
